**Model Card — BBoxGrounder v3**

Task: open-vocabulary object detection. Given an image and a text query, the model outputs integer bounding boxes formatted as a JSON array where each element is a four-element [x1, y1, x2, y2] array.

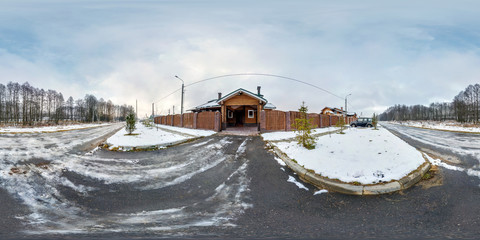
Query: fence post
[[193, 112, 198, 129], [319, 114, 322, 128], [260, 110, 266, 132], [286, 111, 291, 131], [214, 111, 221, 132], [329, 115, 332, 127], [180, 114, 184, 128]]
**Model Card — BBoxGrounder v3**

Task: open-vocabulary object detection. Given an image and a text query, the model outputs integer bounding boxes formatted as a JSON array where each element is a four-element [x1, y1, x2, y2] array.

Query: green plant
[[372, 113, 378, 130], [143, 118, 153, 127], [422, 172, 433, 180], [336, 116, 347, 134], [292, 102, 316, 149], [125, 113, 136, 135]]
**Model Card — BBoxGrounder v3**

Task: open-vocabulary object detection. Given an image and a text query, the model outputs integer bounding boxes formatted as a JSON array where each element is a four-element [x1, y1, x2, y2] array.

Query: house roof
[[264, 103, 276, 109], [190, 88, 271, 112], [218, 88, 268, 104]]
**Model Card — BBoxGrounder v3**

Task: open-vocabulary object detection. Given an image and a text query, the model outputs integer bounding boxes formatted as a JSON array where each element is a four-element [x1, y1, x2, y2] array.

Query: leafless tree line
[[0, 81, 134, 126], [379, 83, 480, 123]]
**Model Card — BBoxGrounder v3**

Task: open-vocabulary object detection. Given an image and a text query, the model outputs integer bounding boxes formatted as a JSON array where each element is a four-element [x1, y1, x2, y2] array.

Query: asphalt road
[[1, 123, 480, 239]]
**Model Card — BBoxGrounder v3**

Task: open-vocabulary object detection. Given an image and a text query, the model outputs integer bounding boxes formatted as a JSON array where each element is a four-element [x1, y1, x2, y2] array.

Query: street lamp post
[[345, 93, 352, 116], [174, 75, 185, 114]]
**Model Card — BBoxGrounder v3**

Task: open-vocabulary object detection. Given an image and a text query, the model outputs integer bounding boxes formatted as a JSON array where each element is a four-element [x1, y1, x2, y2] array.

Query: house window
[[228, 110, 233, 119], [248, 110, 254, 118]]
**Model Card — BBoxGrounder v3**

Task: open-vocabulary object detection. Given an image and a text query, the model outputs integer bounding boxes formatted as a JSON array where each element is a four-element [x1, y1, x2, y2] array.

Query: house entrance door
[[234, 108, 244, 127]]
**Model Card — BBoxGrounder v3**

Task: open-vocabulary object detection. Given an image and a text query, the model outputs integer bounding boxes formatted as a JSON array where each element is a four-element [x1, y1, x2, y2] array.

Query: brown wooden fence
[[154, 111, 221, 132], [154, 109, 356, 133], [260, 110, 356, 132], [183, 113, 194, 128], [263, 110, 286, 131]]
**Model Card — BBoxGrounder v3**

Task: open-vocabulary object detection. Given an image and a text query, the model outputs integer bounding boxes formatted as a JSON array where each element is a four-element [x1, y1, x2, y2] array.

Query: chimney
[[257, 86, 261, 95], [218, 92, 222, 100]]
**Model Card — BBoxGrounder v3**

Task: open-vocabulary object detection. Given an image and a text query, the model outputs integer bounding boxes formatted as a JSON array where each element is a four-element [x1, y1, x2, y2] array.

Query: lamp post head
[[175, 75, 184, 83]]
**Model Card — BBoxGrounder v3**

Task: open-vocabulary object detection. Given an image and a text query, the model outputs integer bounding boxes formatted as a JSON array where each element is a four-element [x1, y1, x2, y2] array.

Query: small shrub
[[422, 172, 433, 180], [293, 102, 316, 149], [336, 116, 347, 134], [125, 113, 136, 135]]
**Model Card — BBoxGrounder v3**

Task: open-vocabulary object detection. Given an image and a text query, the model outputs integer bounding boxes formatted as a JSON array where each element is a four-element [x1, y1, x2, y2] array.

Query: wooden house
[[190, 86, 276, 129]]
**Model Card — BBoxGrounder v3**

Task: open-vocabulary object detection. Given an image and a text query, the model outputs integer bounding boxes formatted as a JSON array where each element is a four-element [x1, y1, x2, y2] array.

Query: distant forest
[[0, 81, 134, 126], [379, 84, 480, 123]]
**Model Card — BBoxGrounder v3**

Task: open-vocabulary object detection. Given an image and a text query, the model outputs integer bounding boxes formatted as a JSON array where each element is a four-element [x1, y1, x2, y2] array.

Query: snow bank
[[106, 123, 215, 150], [391, 120, 480, 133], [272, 127, 425, 185], [154, 124, 216, 137], [0, 123, 109, 133], [261, 127, 338, 141]]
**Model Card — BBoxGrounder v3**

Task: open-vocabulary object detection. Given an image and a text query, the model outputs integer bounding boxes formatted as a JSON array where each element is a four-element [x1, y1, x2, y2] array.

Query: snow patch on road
[[314, 189, 328, 195], [287, 175, 309, 191]]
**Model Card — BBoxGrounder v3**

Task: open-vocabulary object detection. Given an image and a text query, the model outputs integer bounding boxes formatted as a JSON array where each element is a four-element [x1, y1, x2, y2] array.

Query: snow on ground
[[0, 123, 109, 133], [389, 120, 480, 133], [271, 126, 426, 185], [261, 127, 339, 141], [153, 124, 216, 137], [106, 123, 215, 150]]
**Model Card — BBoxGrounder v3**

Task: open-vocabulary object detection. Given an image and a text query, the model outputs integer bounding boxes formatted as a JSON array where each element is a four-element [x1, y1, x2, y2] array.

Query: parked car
[[350, 117, 373, 127]]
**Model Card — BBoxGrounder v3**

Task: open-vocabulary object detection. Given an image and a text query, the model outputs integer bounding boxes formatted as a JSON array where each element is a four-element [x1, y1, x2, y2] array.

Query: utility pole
[[345, 93, 352, 117], [175, 75, 185, 114], [173, 105, 175, 115], [152, 102, 154, 117]]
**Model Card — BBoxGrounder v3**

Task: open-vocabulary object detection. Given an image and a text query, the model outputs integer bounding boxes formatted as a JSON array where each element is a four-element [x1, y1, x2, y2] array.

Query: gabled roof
[[190, 88, 272, 112], [218, 88, 268, 104]]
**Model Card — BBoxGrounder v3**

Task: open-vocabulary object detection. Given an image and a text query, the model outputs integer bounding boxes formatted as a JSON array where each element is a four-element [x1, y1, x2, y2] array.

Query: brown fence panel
[[161, 116, 166, 125], [197, 111, 215, 130], [331, 115, 339, 126], [183, 113, 194, 128], [307, 113, 320, 128], [166, 115, 172, 125], [173, 114, 181, 127], [320, 114, 330, 127], [265, 110, 286, 131]]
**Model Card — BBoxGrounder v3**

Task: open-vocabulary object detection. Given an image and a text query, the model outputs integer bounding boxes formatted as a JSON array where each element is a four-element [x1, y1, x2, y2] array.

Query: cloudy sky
[[1, 0, 480, 117]]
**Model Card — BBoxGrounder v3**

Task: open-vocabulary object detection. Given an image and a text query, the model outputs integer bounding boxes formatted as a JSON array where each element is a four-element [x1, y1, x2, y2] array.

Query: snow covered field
[[105, 123, 215, 150], [269, 126, 426, 185], [389, 120, 480, 133], [0, 123, 110, 133], [261, 127, 339, 141]]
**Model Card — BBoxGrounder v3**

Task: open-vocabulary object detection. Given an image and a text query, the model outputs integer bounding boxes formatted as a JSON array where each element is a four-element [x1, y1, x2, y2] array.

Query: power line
[[155, 73, 349, 110]]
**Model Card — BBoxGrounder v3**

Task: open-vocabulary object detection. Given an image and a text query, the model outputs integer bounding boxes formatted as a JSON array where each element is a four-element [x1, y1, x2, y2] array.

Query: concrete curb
[[270, 144, 431, 195]]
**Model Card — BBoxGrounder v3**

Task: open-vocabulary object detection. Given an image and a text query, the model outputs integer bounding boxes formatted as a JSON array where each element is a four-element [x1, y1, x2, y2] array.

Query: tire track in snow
[[1, 131, 253, 236]]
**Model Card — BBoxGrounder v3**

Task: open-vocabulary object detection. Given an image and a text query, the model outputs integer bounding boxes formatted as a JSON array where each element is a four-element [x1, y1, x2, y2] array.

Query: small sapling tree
[[125, 113, 136, 135], [336, 116, 347, 134], [292, 102, 316, 149], [372, 113, 378, 130]]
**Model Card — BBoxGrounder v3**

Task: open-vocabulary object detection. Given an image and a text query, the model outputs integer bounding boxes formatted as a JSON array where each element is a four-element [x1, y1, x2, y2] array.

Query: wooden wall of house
[[244, 106, 257, 124], [224, 94, 259, 106]]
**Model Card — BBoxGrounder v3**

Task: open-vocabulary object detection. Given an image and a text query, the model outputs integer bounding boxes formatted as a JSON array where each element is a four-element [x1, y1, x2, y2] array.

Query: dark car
[[350, 117, 373, 127]]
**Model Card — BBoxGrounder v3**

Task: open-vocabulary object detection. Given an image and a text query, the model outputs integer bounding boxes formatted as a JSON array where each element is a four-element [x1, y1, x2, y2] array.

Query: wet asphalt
[[1, 124, 480, 239]]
